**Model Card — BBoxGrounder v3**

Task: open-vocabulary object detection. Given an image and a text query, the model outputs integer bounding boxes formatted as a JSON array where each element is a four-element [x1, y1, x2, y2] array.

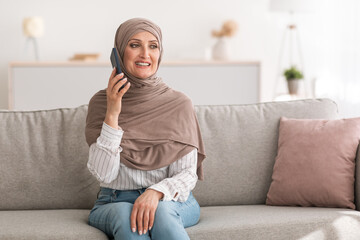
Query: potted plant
[[283, 66, 304, 95]]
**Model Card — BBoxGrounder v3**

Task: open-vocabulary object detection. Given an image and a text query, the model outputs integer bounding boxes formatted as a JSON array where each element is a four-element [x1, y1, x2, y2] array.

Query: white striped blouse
[[87, 122, 198, 202]]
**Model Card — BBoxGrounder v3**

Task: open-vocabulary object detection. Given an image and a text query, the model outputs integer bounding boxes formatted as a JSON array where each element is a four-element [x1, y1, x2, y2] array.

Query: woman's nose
[[140, 46, 150, 59]]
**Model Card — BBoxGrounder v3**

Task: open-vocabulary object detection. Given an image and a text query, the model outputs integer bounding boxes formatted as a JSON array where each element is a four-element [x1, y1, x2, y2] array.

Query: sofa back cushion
[[192, 99, 339, 206], [0, 105, 99, 210], [0, 99, 339, 210]]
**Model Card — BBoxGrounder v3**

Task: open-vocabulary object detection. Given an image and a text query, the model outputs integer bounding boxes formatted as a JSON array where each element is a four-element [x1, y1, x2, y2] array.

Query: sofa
[[1, 98, 360, 240]]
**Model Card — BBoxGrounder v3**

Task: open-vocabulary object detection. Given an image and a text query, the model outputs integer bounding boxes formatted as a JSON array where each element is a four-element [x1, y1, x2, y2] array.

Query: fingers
[[131, 205, 146, 236], [114, 77, 130, 94], [117, 80, 130, 96], [130, 191, 160, 235], [137, 211, 152, 235], [107, 72, 131, 97], [130, 207, 138, 234], [137, 208, 144, 235], [107, 68, 117, 89], [108, 72, 124, 90], [143, 209, 150, 234], [149, 209, 155, 231], [130, 204, 155, 235]]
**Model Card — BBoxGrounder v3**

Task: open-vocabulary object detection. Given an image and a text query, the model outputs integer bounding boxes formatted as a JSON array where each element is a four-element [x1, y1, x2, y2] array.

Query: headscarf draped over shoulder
[[85, 18, 206, 180]]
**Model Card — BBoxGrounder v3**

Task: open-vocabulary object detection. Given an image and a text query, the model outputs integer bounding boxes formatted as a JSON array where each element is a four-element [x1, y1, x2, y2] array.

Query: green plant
[[283, 66, 304, 81]]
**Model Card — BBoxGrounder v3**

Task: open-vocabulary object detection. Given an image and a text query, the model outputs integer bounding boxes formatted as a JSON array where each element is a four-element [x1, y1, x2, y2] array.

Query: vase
[[287, 79, 301, 95], [212, 37, 230, 61]]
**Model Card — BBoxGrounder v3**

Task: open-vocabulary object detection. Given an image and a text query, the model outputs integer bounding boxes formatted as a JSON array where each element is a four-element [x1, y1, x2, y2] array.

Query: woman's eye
[[130, 43, 139, 48], [150, 44, 158, 49]]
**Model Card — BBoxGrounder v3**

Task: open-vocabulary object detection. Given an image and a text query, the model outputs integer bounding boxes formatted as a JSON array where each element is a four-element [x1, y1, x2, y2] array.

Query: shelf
[[9, 60, 261, 67], [8, 61, 261, 110]]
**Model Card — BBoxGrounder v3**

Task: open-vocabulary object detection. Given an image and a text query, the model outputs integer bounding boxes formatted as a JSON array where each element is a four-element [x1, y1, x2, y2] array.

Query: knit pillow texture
[[266, 117, 360, 209]]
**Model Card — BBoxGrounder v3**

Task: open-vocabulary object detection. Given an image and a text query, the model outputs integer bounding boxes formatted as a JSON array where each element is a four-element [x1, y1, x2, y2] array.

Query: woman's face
[[123, 31, 160, 79]]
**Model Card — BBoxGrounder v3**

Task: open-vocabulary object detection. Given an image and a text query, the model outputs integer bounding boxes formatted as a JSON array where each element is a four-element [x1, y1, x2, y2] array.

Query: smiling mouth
[[135, 62, 151, 66]]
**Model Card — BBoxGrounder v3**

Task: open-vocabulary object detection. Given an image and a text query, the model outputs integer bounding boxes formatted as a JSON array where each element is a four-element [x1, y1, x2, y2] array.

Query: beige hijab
[[85, 18, 206, 180]]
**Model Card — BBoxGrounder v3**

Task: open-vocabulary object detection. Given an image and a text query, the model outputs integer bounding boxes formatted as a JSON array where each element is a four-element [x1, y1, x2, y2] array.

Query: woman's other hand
[[105, 68, 130, 128], [130, 189, 164, 235]]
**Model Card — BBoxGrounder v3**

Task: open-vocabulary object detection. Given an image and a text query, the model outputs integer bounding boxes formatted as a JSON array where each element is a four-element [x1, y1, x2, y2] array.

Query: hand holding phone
[[110, 48, 127, 91]]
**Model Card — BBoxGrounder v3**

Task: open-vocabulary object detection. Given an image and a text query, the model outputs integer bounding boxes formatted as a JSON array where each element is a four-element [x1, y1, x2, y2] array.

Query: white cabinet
[[158, 62, 260, 105], [8, 61, 260, 110]]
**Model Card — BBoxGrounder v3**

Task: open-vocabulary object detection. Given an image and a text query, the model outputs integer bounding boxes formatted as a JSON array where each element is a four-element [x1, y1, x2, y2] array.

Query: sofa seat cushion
[[2, 206, 360, 240], [0, 209, 107, 240], [186, 205, 360, 240]]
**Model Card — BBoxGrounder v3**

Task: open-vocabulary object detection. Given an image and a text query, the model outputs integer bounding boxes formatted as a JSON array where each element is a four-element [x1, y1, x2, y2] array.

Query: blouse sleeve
[[148, 148, 198, 202], [87, 122, 123, 184]]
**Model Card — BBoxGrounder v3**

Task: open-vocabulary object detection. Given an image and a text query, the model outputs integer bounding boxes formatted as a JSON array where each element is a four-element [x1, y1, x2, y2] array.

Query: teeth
[[136, 62, 150, 66]]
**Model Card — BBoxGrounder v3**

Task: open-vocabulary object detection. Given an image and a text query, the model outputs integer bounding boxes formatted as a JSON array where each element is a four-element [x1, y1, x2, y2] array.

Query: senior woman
[[85, 18, 206, 240]]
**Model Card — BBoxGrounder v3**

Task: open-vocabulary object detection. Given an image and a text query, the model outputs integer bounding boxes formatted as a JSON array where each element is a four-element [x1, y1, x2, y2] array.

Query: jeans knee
[[151, 202, 188, 239], [90, 202, 134, 239], [108, 202, 133, 229], [156, 202, 180, 221]]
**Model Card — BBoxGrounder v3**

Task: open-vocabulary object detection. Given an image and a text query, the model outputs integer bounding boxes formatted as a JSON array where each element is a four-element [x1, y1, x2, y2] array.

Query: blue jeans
[[88, 187, 200, 240]]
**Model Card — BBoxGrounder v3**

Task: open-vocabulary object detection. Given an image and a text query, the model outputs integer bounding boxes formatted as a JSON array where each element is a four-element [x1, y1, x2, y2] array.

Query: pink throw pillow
[[266, 117, 360, 209]]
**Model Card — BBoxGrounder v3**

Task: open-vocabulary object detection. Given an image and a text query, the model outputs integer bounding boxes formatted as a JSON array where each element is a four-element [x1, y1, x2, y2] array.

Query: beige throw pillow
[[266, 117, 360, 209]]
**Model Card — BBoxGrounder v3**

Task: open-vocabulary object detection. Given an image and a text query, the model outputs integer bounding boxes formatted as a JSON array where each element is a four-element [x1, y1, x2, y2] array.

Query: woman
[[85, 18, 206, 240]]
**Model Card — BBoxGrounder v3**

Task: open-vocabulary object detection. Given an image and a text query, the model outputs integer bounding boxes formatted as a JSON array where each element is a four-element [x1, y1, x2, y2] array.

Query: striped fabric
[[87, 122, 198, 202]]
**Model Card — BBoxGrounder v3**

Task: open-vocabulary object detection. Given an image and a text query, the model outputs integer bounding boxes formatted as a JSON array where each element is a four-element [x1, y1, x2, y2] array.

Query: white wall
[[0, 0, 334, 110]]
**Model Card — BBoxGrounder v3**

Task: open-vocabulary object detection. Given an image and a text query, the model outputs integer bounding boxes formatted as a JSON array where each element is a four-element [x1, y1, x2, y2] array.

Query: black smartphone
[[110, 48, 127, 91]]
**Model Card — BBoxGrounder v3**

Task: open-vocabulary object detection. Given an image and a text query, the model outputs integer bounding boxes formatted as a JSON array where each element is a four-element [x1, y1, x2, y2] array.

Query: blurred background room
[[1, 0, 359, 117]]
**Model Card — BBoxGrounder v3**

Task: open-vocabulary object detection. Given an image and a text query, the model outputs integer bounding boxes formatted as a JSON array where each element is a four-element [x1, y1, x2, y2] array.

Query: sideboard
[[8, 61, 260, 110]]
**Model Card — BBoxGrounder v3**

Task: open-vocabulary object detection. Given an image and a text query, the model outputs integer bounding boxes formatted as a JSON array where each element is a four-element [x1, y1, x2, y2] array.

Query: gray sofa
[[1, 98, 360, 240]]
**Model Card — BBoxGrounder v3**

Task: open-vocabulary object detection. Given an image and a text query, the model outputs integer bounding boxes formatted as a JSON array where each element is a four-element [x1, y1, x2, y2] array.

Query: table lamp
[[23, 17, 44, 61]]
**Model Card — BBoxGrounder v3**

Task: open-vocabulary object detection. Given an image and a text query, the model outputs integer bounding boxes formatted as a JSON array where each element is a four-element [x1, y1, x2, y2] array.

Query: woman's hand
[[104, 68, 130, 129], [131, 189, 164, 235]]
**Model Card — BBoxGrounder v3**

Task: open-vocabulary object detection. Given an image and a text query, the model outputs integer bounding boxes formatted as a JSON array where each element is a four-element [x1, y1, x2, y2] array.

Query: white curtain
[[314, 0, 360, 118]]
